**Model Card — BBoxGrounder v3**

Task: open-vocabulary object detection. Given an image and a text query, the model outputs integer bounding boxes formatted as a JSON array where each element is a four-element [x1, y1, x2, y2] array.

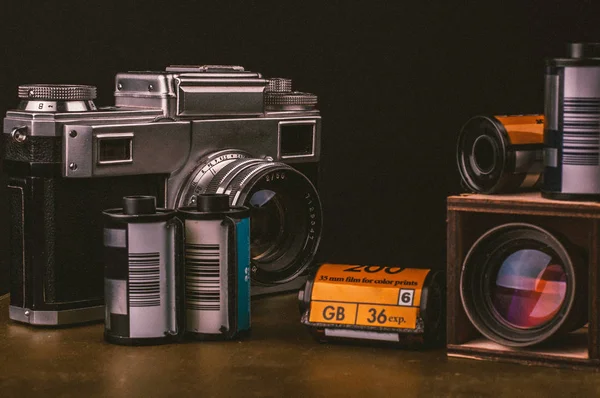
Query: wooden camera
[[446, 192, 600, 369]]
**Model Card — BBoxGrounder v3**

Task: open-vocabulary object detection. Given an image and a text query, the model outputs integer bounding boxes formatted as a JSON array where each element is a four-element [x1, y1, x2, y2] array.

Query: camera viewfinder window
[[98, 137, 133, 164], [279, 123, 315, 158]]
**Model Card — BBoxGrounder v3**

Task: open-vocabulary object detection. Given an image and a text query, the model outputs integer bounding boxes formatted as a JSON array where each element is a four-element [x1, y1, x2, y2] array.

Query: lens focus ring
[[18, 84, 97, 101], [227, 162, 291, 204], [205, 159, 267, 195]]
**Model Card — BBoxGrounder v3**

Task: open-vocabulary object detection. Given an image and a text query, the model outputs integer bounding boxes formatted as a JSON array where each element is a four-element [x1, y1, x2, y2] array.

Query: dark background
[[1, 1, 599, 294]]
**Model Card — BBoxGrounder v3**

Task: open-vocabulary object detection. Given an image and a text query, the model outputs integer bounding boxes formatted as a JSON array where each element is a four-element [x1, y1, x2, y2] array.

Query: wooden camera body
[[446, 192, 600, 369]]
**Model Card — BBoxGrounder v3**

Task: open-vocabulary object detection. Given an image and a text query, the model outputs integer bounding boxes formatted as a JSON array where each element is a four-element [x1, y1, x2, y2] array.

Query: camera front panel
[[167, 115, 321, 204]]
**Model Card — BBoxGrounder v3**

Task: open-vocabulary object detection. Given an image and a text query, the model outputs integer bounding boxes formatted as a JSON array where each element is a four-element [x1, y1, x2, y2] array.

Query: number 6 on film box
[[298, 263, 445, 348]]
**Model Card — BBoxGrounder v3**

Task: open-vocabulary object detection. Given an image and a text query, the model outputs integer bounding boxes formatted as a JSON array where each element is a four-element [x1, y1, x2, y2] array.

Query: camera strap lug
[[10, 126, 28, 143]]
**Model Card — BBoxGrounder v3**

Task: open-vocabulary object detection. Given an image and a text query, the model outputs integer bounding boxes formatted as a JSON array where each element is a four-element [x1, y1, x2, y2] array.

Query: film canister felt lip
[[299, 263, 446, 348]]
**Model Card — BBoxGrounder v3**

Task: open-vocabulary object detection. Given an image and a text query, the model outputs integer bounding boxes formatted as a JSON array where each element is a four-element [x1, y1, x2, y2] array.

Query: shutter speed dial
[[17, 84, 98, 112], [265, 78, 318, 111]]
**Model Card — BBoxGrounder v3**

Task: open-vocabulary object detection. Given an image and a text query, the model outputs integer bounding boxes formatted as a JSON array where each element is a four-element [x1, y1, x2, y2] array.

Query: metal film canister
[[298, 264, 445, 348], [103, 196, 183, 345], [543, 43, 600, 200], [178, 194, 251, 340], [457, 115, 544, 193]]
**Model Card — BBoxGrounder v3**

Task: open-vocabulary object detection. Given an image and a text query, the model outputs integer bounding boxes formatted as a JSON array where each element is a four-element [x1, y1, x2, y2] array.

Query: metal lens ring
[[204, 158, 322, 285], [457, 116, 507, 193], [460, 223, 580, 347]]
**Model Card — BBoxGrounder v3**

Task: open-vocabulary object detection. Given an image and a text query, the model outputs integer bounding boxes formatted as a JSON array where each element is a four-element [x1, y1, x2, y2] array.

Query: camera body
[[3, 65, 323, 325]]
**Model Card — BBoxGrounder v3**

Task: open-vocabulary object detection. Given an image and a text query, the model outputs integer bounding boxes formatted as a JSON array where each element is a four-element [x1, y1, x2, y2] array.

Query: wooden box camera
[[447, 192, 600, 369]]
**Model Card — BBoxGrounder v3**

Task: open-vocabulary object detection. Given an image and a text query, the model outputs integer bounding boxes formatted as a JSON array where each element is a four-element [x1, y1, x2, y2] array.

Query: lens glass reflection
[[249, 189, 285, 263], [490, 249, 567, 329]]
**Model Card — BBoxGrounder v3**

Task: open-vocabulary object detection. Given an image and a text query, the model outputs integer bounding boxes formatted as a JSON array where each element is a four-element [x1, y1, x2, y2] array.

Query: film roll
[[178, 194, 251, 340], [102, 196, 183, 345], [457, 115, 544, 194], [299, 263, 445, 348], [543, 43, 600, 200]]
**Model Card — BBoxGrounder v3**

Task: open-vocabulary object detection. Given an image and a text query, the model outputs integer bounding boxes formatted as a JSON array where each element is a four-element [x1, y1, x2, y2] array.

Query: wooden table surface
[[1, 293, 600, 397]]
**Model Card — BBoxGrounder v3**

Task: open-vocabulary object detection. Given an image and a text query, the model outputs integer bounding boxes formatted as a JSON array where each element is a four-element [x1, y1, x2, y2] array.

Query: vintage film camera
[[3, 65, 322, 325]]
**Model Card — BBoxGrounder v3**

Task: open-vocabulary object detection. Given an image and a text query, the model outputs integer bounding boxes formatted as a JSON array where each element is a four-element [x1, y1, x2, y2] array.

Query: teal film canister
[[178, 194, 251, 340]]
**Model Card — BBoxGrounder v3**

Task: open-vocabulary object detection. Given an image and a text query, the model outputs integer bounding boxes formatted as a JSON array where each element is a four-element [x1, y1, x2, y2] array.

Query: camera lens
[[460, 223, 586, 347], [245, 184, 310, 276], [178, 151, 322, 285]]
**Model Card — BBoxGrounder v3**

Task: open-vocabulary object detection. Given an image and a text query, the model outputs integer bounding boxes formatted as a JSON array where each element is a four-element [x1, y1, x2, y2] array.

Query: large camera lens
[[460, 223, 586, 347], [178, 150, 322, 285]]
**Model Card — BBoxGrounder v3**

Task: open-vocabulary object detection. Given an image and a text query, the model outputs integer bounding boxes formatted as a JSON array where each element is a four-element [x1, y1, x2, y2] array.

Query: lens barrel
[[543, 43, 600, 200], [457, 115, 544, 194], [460, 223, 586, 347]]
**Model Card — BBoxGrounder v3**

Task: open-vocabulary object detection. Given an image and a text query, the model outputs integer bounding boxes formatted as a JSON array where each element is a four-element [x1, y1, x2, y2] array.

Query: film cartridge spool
[[457, 114, 544, 194]]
